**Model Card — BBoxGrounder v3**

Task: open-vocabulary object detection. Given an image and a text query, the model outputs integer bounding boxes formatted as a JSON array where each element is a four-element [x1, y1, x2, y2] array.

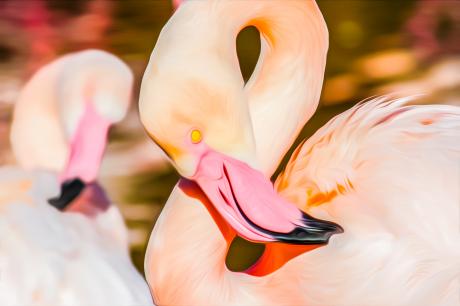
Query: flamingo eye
[[190, 129, 202, 144]]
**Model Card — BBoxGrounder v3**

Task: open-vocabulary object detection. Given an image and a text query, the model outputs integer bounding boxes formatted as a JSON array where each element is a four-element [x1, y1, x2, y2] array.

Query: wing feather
[[273, 97, 460, 305]]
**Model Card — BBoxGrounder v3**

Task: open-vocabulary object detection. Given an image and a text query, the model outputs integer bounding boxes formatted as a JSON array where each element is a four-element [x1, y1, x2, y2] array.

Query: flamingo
[[139, 0, 460, 305], [1, 50, 153, 305]]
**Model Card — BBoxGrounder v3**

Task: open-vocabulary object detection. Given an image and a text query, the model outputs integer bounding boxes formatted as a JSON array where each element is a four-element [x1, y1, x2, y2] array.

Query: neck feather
[[160, 0, 328, 175], [196, 0, 328, 175], [239, 0, 328, 175]]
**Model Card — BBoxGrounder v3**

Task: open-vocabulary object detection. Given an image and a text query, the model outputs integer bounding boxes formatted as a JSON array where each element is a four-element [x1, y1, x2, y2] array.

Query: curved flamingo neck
[[145, 0, 328, 302], [228, 0, 329, 175], [167, 0, 328, 176]]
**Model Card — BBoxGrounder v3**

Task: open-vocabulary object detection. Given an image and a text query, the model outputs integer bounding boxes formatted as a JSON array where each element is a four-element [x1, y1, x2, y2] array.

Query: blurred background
[[0, 0, 459, 272]]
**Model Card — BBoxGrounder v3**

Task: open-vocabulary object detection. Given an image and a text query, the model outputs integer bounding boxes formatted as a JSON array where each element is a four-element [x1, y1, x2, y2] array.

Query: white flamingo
[[139, 1, 460, 305], [0, 50, 153, 306]]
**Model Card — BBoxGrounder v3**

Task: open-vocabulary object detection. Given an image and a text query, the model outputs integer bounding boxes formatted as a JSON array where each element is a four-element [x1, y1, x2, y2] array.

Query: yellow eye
[[190, 129, 202, 144]]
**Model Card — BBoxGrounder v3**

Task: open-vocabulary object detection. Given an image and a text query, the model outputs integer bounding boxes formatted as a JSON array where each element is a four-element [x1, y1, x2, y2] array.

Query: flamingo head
[[57, 55, 134, 184], [141, 72, 342, 245], [11, 50, 133, 210], [139, 11, 342, 245], [140, 64, 256, 177]]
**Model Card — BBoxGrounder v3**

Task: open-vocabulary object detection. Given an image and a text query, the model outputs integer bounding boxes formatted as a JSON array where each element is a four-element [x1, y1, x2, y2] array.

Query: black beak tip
[[320, 222, 344, 242], [301, 211, 344, 239], [48, 178, 85, 211], [335, 223, 345, 234], [272, 212, 344, 245]]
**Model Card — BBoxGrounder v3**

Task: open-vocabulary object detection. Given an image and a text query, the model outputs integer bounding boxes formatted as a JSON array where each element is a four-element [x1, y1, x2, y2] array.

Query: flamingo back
[[274, 97, 460, 305]]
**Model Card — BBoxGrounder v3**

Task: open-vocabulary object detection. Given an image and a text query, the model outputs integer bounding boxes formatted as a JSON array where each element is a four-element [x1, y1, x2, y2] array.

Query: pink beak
[[191, 149, 343, 245], [60, 102, 111, 184], [49, 102, 111, 212]]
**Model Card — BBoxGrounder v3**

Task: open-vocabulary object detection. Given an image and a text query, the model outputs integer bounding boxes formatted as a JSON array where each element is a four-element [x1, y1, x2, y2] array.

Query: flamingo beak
[[191, 149, 343, 244], [48, 178, 85, 210], [60, 102, 111, 184], [48, 179, 110, 214], [50, 103, 111, 212]]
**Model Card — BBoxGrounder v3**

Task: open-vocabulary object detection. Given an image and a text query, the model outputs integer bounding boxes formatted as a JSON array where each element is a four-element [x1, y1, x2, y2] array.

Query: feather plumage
[[274, 96, 460, 306], [0, 168, 153, 306]]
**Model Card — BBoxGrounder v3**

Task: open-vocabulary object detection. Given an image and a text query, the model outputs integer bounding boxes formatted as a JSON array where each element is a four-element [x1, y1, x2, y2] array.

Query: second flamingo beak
[[49, 103, 111, 211], [60, 103, 111, 185], [191, 149, 343, 245]]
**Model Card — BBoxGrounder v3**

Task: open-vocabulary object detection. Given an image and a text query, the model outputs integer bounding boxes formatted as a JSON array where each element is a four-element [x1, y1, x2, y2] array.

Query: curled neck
[[197, 0, 328, 175], [145, 0, 328, 303], [241, 1, 328, 175], [10, 50, 132, 176], [154, 0, 328, 175]]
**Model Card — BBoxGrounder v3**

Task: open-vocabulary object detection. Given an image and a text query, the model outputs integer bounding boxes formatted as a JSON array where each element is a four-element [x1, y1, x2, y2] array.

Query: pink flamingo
[[2, 50, 153, 305], [140, 0, 460, 305]]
